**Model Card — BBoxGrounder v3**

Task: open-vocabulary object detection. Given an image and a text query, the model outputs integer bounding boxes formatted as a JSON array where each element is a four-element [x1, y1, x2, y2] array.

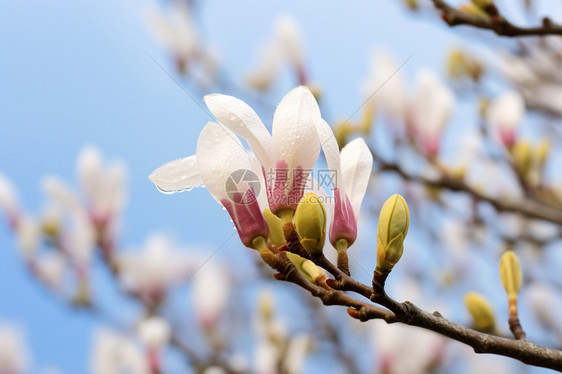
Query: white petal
[[275, 15, 303, 67], [205, 94, 274, 169], [487, 90, 525, 131], [149, 155, 203, 193], [272, 86, 321, 170], [196, 122, 252, 202], [41, 176, 84, 216], [76, 146, 103, 200], [411, 69, 454, 135], [146, 3, 198, 60], [0, 173, 19, 216], [193, 261, 230, 323], [364, 50, 406, 120], [137, 317, 171, 349], [246, 43, 283, 91], [249, 153, 269, 211], [340, 138, 372, 219], [315, 119, 342, 191]]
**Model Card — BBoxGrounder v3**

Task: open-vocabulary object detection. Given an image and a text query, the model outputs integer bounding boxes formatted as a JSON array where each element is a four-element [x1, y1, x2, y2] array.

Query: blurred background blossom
[[1, 0, 562, 373]]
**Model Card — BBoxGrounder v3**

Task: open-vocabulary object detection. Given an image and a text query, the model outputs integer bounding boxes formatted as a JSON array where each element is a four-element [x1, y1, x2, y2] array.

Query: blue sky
[[1, 0, 553, 373]]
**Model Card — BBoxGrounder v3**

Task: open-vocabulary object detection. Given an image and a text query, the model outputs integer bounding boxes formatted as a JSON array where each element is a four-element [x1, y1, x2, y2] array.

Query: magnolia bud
[[459, 4, 491, 21], [263, 209, 286, 248], [511, 141, 532, 179], [471, 0, 494, 10], [464, 292, 496, 332], [334, 122, 354, 149], [499, 251, 522, 315], [376, 194, 409, 275], [294, 192, 326, 255], [536, 138, 550, 170], [286, 252, 326, 285]]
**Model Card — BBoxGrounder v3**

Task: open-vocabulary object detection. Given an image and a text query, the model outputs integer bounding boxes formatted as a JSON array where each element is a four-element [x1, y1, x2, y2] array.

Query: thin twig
[[431, 0, 562, 37]]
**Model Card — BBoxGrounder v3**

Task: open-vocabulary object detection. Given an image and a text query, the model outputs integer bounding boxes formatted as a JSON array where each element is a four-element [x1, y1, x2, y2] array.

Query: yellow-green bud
[[471, 0, 495, 10], [459, 4, 491, 21], [259, 291, 274, 321], [447, 49, 467, 80], [403, 0, 418, 10], [499, 250, 522, 315], [361, 105, 375, 134], [334, 122, 354, 149], [294, 192, 326, 254], [263, 209, 286, 248], [464, 292, 496, 332], [376, 194, 410, 275], [286, 252, 326, 285], [512, 140, 532, 179], [536, 138, 550, 170]]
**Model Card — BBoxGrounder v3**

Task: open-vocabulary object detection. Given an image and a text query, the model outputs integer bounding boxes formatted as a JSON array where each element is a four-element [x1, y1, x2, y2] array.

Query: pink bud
[[221, 188, 269, 247], [329, 188, 357, 246]]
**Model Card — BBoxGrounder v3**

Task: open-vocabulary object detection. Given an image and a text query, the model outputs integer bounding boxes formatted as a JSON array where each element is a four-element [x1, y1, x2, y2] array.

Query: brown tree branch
[[274, 226, 562, 372], [431, 0, 562, 37], [371, 150, 562, 226]]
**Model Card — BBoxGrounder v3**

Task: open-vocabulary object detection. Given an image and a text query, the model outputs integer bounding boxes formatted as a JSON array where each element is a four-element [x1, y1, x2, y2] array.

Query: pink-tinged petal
[[340, 138, 372, 220], [266, 160, 308, 213], [249, 153, 269, 212], [411, 69, 454, 137], [197, 122, 268, 246], [272, 86, 321, 171], [149, 155, 203, 193], [315, 119, 343, 191], [487, 91, 524, 146], [329, 188, 357, 246], [195, 122, 250, 202], [221, 189, 268, 247], [204, 93, 274, 169]]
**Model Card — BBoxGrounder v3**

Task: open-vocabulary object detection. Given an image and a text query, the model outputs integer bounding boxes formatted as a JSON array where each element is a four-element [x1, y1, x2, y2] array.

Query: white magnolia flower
[[118, 234, 193, 303], [16, 215, 41, 259], [275, 15, 305, 81], [91, 329, 149, 374], [363, 50, 407, 122], [0, 325, 29, 374], [254, 339, 278, 374], [150, 86, 323, 248], [371, 322, 445, 374], [0, 173, 20, 224], [35, 251, 67, 289], [76, 146, 127, 227], [192, 261, 230, 328], [151, 120, 269, 247], [147, 2, 199, 73], [246, 42, 284, 91], [315, 119, 373, 247], [408, 69, 455, 157], [283, 334, 312, 374], [204, 86, 321, 214], [246, 15, 306, 90], [41, 176, 96, 266], [486, 91, 524, 147], [137, 317, 171, 350], [525, 283, 562, 341]]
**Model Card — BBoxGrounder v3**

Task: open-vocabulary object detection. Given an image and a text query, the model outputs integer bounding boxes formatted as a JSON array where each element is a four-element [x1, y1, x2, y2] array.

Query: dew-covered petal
[[196, 122, 252, 202], [149, 155, 203, 193], [272, 86, 321, 171], [315, 119, 343, 192], [340, 138, 373, 220], [205, 93, 274, 169]]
